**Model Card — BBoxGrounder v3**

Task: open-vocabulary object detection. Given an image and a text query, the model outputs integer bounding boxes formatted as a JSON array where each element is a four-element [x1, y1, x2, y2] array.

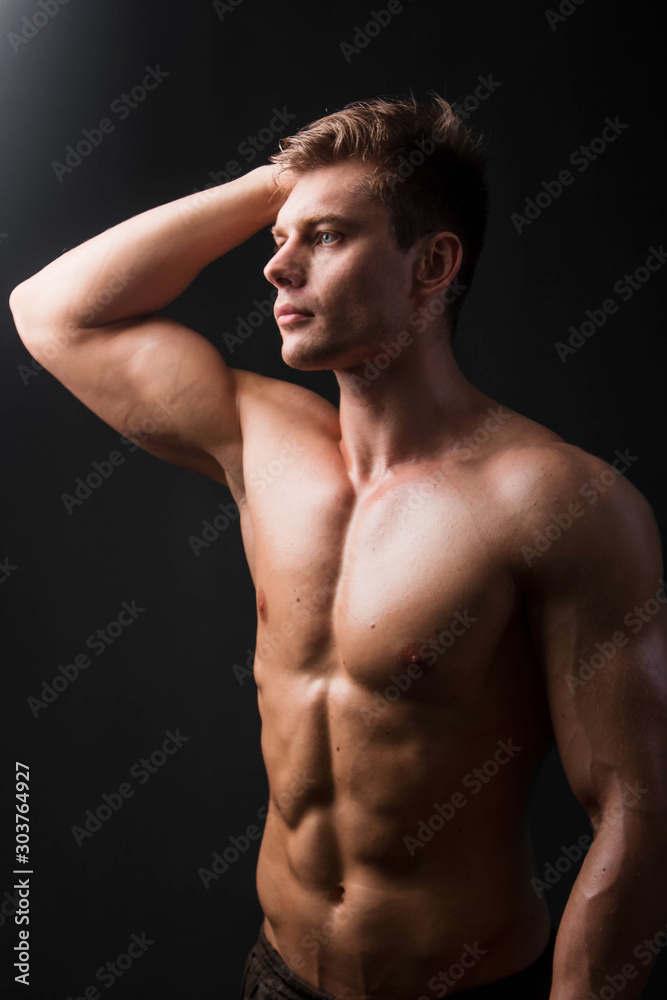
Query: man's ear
[[413, 231, 462, 298]]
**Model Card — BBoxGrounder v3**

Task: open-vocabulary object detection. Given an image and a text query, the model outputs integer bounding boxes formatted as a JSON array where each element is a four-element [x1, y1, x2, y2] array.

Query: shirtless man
[[9, 95, 667, 1000]]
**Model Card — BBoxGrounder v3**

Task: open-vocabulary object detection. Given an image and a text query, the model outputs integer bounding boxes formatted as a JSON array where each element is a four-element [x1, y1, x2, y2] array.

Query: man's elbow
[[9, 279, 61, 346], [593, 786, 667, 841], [9, 281, 26, 316], [9, 280, 38, 335]]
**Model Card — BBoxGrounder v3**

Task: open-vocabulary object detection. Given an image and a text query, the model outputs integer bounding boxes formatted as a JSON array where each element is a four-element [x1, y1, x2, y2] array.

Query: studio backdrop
[[1, 0, 666, 997]]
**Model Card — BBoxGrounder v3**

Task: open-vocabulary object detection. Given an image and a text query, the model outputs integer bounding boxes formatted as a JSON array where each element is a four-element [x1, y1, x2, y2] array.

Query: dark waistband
[[249, 923, 336, 999], [250, 922, 556, 1000]]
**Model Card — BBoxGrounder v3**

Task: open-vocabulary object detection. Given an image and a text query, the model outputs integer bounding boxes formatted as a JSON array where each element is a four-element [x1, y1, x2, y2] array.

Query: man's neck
[[333, 335, 491, 490]]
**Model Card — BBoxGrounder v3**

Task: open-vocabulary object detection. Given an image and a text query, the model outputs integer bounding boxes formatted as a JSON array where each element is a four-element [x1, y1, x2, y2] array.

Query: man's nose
[[263, 243, 305, 287]]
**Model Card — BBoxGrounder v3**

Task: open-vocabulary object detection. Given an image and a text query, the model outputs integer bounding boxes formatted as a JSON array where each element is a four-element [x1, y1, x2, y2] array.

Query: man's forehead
[[273, 162, 381, 232]]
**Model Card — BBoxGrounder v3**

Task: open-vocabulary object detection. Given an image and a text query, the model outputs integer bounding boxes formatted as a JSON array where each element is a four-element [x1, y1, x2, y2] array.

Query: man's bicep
[[520, 471, 667, 821], [20, 313, 242, 486]]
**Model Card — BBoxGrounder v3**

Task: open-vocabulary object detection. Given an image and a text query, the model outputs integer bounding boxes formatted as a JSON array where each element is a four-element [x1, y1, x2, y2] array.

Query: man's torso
[[221, 372, 571, 999]]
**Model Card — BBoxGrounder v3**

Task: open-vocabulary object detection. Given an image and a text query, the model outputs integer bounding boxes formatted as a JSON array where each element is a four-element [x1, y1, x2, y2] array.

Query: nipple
[[407, 649, 434, 672]]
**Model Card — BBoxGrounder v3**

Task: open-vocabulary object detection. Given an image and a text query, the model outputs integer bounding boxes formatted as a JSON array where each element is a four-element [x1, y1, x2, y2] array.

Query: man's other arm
[[8, 164, 291, 489], [512, 445, 667, 1000]]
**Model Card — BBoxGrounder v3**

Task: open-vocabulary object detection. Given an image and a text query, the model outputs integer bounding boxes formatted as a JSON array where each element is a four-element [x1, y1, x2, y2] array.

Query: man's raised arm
[[8, 163, 292, 488]]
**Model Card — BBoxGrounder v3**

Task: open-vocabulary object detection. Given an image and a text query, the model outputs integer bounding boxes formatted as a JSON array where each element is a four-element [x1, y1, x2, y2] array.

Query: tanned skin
[[9, 159, 667, 1000]]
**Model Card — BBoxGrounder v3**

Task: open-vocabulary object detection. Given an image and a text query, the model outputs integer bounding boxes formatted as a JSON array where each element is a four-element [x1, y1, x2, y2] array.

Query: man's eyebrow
[[270, 213, 357, 238]]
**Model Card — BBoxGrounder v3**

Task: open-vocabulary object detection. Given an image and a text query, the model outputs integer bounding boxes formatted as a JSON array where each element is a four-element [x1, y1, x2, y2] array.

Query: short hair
[[268, 92, 489, 338]]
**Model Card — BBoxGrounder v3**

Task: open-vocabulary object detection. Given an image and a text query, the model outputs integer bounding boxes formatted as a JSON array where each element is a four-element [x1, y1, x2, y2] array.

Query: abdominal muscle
[[252, 644, 554, 1000]]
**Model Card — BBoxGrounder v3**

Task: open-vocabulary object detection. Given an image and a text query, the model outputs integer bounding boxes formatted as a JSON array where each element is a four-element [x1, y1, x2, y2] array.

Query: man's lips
[[275, 304, 314, 325]]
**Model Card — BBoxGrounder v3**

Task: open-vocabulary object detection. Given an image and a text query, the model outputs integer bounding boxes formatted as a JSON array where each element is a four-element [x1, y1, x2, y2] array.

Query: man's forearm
[[550, 814, 667, 1000], [10, 163, 283, 330]]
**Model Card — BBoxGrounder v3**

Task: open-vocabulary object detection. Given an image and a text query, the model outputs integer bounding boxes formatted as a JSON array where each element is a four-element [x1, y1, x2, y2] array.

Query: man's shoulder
[[489, 427, 615, 500], [480, 410, 654, 569]]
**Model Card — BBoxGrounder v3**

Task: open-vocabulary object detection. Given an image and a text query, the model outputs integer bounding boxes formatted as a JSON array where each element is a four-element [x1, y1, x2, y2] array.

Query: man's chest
[[241, 451, 524, 696]]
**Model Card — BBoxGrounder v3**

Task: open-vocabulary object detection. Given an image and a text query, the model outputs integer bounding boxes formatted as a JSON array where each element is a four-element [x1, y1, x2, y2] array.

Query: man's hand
[[269, 163, 302, 205]]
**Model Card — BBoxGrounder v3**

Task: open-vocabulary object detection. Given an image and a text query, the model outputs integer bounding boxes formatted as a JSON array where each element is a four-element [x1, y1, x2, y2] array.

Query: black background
[[1, 0, 666, 997]]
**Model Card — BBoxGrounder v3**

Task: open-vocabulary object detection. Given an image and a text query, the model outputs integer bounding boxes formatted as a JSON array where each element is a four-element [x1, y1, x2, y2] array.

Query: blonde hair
[[269, 92, 488, 335]]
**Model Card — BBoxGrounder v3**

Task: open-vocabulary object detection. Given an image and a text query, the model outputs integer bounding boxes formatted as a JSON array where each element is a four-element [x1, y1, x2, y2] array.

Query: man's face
[[263, 161, 424, 371]]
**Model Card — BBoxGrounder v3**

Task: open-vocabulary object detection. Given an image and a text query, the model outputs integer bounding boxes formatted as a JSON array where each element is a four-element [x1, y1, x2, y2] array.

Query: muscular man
[[10, 95, 667, 1000]]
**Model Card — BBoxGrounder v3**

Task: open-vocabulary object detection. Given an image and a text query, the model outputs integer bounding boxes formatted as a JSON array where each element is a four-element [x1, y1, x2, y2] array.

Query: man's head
[[264, 93, 488, 371]]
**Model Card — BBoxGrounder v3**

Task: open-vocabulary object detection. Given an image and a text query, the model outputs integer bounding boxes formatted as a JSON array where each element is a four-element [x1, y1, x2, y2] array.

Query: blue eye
[[318, 231, 338, 245]]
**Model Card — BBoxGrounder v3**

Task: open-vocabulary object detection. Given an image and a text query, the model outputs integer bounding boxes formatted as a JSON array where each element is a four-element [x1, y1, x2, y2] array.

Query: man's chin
[[279, 324, 377, 372], [280, 337, 342, 372], [281, 352, 334, 372]]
